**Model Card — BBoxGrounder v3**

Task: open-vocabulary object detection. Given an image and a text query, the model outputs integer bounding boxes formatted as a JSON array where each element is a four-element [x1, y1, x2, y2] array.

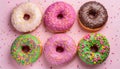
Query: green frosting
[[11, 34, 42, 65], [78, 33, 110, 64]]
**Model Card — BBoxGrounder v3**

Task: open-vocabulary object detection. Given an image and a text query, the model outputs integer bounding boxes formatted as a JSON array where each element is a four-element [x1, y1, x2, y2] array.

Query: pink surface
[[0, 0, 120, 69]]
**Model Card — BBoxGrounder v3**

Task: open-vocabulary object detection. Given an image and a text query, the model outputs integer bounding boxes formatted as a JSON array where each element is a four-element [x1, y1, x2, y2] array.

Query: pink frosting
[[44, 34, 77, 65], [44, 2, 76, 32]]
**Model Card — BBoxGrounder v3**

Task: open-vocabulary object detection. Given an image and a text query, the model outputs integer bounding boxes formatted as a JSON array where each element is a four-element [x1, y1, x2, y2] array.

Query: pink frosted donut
[[44, 2, 76, 33], [44, 34, 77, 65]]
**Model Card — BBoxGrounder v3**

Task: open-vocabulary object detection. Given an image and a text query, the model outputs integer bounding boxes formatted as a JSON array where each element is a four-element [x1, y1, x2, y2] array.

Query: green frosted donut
[[11, 34, 42, 65], [78, 33, 110, 64]]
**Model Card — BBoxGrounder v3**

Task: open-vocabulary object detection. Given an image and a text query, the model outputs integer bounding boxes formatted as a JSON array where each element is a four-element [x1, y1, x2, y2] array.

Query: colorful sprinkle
[[78, 33, 110, 64], [11, 34, 42, 65]]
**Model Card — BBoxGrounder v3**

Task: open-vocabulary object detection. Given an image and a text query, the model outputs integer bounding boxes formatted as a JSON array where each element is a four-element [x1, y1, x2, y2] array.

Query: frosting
[[11, 2, 42, 32], [78, 1, 108, 29], [44, 1, 76, 32], [11, 34, 42, 65], [78, 33, 110, 64], [44, 34, 77, 65]]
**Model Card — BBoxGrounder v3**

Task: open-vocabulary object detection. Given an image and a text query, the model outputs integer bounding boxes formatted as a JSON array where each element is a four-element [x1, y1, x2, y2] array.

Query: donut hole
[[88, 9, 98, 18], [57, 14, 64, 19], [23, 14, 30, 20], [22, 45, 31, 53], [90, 44, 98, 52], [56, 46, 64, 53]]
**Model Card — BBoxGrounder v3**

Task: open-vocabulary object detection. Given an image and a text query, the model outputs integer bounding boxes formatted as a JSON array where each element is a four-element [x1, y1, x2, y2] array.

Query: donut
[[11, 2, 42, 33], [44, 34, 77, 65], [44, 2, 76, 33], [78, 1, 108, 32], [78, 33, 110, 64], [11, 34, 42, 65]]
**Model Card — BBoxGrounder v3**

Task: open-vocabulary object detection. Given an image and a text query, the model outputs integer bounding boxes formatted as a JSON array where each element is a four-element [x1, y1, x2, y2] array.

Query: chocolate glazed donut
[[78, 1, 108, 32]]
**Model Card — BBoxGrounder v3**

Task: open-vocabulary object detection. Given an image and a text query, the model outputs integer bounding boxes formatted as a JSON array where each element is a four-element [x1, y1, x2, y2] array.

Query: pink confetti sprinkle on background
[[0, 0, 120, 69]]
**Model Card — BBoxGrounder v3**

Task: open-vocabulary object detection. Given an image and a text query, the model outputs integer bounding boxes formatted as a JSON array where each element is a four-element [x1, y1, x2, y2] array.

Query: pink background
[[0, 0, 120, 69]]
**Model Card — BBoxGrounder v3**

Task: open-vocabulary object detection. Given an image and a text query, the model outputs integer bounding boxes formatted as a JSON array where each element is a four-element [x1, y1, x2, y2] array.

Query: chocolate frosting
[[78, 1, 108, 29]]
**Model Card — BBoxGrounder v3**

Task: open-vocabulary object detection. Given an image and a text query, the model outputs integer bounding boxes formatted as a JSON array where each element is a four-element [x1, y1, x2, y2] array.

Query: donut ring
[[11, 2, 42, 33], [11, 34, 42, 65], [78, 33, 110, 64], [44, 34, 77, 65], [78, 1, 108, 32], [44, 2, 76, 33]]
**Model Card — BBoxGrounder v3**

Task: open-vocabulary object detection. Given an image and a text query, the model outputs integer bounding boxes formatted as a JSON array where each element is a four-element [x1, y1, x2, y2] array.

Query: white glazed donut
[[11, 2, 42, 33]]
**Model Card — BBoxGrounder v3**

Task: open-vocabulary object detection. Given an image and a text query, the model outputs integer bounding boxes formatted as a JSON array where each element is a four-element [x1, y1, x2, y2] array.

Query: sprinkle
[[50, 66, 52, 69], [8, 1, 10, 3], [95, 37, 97, 40], [77, 65, 80, 69], [102, 46, 105, 49], [26, 62, 29, 65], [100, 41, 104, 44], [100, 50, 106, 53], [97, 56, 101, 60], [111, 52, 115, 54], [96, 34, 100, 37], [94, 62, 96, 64], [92, 53, 94, 57], [77, 46, 80, 49], [89, 53, 95, 60], [106, 26, 108, 28], [85, 52, 88, 54], [77, 65, 79, 68], [82, 54, 85, 57], [94, 58, 98, 62], [41, 64, 43, 66], [90, 57, 92, 60], [84, 34, 90, 40], [82, 45, 84, 48], [110, 60, 112, 62]]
